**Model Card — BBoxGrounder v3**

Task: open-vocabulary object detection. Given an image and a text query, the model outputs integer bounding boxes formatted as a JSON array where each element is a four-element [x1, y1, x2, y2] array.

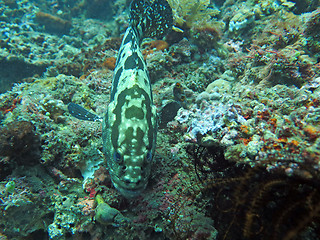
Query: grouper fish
[[68, 0, 173, 198]]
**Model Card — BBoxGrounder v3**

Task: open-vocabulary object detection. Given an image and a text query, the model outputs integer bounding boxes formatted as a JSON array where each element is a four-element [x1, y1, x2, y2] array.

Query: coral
[[77, 198, 95, 216], [0, 173, 54, 239], [73, 37, 121, 77], [228, 5, 255, 34], [48, 194, 92, 240], [303, 125, 320, 141], [142, 40, 169, 58], [145, 50, 173, 83], [175, 101, 246, 147], [189, 20, 224, 50], [102, 57, 116, 70], [170, 144, 320, 240], [167, 0, 219, 29], [143, 40, 169, 51], [206, 79, 232, 93], [35, 12, 71, 34], [4, 180, 15, 194], [42, 99, 67, 123]]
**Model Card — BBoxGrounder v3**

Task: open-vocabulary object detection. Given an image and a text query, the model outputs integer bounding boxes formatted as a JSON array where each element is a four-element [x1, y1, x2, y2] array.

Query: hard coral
[[35, 12, 71, 34]]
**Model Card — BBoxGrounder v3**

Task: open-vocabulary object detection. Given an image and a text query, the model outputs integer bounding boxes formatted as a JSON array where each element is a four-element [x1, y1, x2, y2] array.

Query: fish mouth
[[117, 186, 144, 198], [111, 177, 147, 198]]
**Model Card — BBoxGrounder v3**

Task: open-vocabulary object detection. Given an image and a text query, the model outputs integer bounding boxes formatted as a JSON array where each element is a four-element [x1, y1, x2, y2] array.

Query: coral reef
[[48, 193, 92, 240], [0, 0, 320, 239], [0, 166, 55, 238], [173, 144, 320, 239], [167, 0, 219, 29]]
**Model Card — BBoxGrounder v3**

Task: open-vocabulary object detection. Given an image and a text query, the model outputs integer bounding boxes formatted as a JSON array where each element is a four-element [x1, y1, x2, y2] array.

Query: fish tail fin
[[130, 0, 173, 39]]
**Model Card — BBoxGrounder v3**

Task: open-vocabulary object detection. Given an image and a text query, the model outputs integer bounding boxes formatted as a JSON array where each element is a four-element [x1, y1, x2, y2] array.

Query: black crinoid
[[185, 143, 234, 182], [176, 143, 320, 240]]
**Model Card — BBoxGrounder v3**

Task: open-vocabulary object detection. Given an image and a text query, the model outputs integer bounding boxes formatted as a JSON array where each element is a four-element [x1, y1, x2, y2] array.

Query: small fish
[[68, 0, 172, 198], [158, 82, 188, 128]]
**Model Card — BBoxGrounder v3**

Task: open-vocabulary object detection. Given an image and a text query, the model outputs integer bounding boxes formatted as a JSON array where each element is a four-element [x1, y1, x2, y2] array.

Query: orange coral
[[102, 57, 116, 70], [303, 125, 319, 141], [287, 140, 300, 154], [268, 118, 277, 128], [289, 139, 299, 146], [144, 40, 169, 51], [142, 40, 169, 58], [240, 137, 252, 146], [240, 125, 249, 134]]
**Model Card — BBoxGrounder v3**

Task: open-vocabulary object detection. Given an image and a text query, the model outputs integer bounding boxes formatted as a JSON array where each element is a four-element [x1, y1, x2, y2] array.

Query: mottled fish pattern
[[68, 0, 172, 198], [103, 0, 172, 197]]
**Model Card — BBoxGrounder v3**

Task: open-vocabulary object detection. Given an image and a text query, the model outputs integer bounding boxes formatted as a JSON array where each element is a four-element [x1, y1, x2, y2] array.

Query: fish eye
[[146, 151, 152, 161], [113, 152, 122, 162]]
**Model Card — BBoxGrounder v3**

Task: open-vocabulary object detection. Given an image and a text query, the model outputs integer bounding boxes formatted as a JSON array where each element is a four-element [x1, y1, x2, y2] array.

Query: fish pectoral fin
[[67, 102, 102, 122]]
